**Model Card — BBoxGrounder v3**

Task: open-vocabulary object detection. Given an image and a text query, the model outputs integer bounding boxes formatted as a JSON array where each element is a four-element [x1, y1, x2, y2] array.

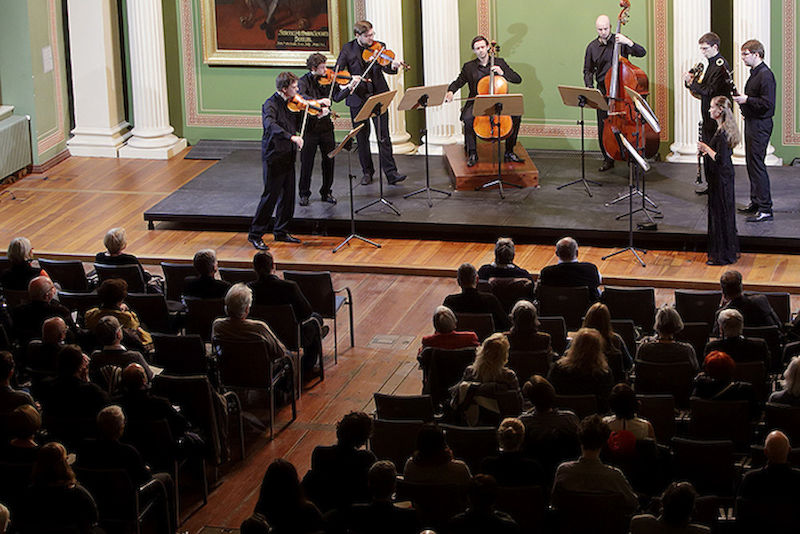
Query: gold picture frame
[[201, 0, 341, 66]]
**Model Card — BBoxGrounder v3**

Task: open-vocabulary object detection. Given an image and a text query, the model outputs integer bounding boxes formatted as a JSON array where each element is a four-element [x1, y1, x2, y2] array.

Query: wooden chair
[[39, 258, 91, 292], [539, 315, 568, 356], [603, 285, 656, 334], [373, 393, 435, 422], [538, 285, 592, 332], [455, 312, 495, 342], [94, 262, 146, 293], [674, 290, 722, 325]]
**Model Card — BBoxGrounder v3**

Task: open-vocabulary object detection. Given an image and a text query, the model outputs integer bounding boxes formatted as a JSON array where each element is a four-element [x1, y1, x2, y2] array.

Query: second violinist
[[298, 52, 336, 206], [444, 36, 523, 167]]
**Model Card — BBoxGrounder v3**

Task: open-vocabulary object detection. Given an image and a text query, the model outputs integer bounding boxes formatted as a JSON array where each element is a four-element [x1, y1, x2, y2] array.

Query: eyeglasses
[[741, 51, 753, 57], [699, 45, 712, 51]]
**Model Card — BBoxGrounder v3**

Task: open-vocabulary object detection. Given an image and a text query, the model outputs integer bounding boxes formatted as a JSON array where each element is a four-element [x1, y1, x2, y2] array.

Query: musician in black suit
[[248, 72, 304, 251], [538, 237, 603, 301], [444, 35, 523, 167], [335, 20, 406, 187], [711, 270, 781, 337], [682, 32, 732, 194]]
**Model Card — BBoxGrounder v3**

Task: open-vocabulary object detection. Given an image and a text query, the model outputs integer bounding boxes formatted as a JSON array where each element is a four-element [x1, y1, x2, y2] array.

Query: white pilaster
[[732, 0, 782, 166], [420, 0, 462, 155], [667, 0, 710, 163], [65, 0, 131, 157], [118, 0, 186, 159], [364, 0, 417, 154]]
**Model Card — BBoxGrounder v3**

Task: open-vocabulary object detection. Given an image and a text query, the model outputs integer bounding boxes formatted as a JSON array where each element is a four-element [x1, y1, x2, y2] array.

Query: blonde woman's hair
[[473, 332, 510, 382], [559, 327, 609, 375], [103, 227, 127, 254], [583, 302, 614, 345], [7, 237, 33, 264], [711, 96, 741, 148]]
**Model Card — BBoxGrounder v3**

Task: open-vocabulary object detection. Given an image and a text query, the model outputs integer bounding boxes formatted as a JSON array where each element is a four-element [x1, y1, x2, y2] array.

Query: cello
[[602, 0, 660, 161], [473, 42, 513, 141]]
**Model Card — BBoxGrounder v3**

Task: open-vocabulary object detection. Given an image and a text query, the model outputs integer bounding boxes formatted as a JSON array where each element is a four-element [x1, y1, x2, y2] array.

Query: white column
[[420, 0, 462, 155], [732, 0, 782, 166], [364, 0, 417, 154], [118, 0, 186, 159], [65, 0, 131, 157], [666, 0, 710, 163]]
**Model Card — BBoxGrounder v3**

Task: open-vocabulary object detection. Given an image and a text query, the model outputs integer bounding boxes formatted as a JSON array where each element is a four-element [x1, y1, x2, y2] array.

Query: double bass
[[602, 0, 660, 161]]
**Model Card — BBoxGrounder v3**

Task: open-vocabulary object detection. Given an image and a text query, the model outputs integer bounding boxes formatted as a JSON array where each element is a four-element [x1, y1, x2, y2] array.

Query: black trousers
[[350, 104, 397, 178], [249, 152, 296, 239], [462, 105, 521, 155], [299, 124, 335, 198], [301, 312, 324, 373], [744, 117, 773, 213]]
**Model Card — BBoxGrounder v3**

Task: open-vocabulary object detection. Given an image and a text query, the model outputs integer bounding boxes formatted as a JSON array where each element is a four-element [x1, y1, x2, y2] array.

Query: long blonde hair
[[473, 332, 510, 382], [711, 96, 741, 148], [559, 327, 609, 375]]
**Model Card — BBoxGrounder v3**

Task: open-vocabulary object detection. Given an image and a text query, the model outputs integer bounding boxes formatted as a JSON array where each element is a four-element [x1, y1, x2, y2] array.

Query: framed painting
[[201, 0, 341, 66]]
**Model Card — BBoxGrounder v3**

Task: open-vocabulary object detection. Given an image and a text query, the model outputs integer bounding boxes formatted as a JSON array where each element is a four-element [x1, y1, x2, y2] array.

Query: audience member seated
[[40, 345, 109, 427], [89, 316, 154, 390], [0, 237, 43, 291], [447, 474, 519, 534], [302, 411, 376, 514], [11, 276, 75, 346], [77, 405, 175, 532], [738, 430, 800, 500], [253, 458, 324, 534], [17, 442, 100, 534], [547, 328, 614, 413], [95, 226, 154, 284], [85, 278, 153, 352], [630, 481, 709, 534], [520, 375, 580, 480], [0, 503, 7, 534], [704, 309, 770, 366], [551, 415, 638, 514], [248, 251, 326, 375], [537, 236, 602, 301], [26, 316, 67, 374], [636, 307, 698, 371], [712, 270, 781, 336], [770, 357, 800, 406], [504, 300, 551, 352], [443, 263, 510, 331], [0, 351, 35, 414], [583, 302, 631, 371], [420, 306, 480, 353], [3, 404, 42, 465], [451, 333, 523, 425], [479, 417, 545, 487], [182, 248, 231, 300], [477, 237, 533, 281], [603, 383, 655, 440], [212, 283, 285, 354], [692, 351, 760, 418], [403, 423, 472, 489]]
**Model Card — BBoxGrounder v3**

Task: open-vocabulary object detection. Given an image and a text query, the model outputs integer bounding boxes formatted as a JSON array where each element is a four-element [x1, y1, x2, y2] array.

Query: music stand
[[556, 85, 608, 196], [328, 124, 381, 253], [353, 90, 400, 216], [472, 93, 524, 199], [399, 84, 452, 207]]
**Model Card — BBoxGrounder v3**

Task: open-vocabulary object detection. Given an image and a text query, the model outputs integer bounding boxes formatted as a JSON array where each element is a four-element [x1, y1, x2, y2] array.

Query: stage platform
[[143, 149, 800, 253]]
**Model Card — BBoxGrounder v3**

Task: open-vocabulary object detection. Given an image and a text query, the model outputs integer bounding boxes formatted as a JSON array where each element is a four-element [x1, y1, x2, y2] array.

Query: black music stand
[[472, 93, 524, 199], [329, 124, 381, 253], [556, 85, 607, 196], [399, 84, 452, 207], [353, 90, 400, 216]]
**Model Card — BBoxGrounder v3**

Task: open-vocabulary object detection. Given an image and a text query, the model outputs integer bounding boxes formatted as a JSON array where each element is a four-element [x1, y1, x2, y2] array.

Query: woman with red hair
[[693, 351, 760, 417]]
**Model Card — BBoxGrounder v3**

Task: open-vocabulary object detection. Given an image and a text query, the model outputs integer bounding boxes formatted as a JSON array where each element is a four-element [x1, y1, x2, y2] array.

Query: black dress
[[705, 128, 739, 264]]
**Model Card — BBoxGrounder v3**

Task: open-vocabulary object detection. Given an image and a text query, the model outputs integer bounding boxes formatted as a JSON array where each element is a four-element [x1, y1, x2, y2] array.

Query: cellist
[[444, 36, 523, 168], [583, 14, 646, 172]]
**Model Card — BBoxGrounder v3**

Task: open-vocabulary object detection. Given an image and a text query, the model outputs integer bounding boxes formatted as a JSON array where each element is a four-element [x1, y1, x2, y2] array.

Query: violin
[[473, 41, 512, 141], [318, 67, 368, 86], [288, 95, 325, 115], [361, 42, 411, 70]]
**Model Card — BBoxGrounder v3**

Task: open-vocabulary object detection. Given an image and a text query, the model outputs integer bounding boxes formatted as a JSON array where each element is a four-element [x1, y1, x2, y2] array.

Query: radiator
[[0, 114, 32, 179]]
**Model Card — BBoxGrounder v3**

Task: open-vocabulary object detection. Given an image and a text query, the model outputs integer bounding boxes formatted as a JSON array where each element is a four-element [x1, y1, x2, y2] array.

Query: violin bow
[[351, 45, 384, 93], [327, 62, 340, 101]]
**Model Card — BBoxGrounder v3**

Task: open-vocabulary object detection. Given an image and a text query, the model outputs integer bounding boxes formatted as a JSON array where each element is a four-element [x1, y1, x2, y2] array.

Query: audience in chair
[[479, 417, 545, 488], [478, 237, 533, 281], [447, 474, 519, 534], [704, 308, 770, 366], [630, 481, 709, 534], [582, 302, 631, 374], [89, 315, 153, 392], [1, 237, 43, 291], [85, 278, 153, 352], [537, 237, 602, 301], [95, 226, 154, 284], [603, 383, 655, 440], [212, 283, 286, 356], [403, 423, 472, 489], [420, 306, 480, 352], [547, 328, 614, 413], [11, 276, 75, 346], [182, 249, 230, 300], [770, 357, 800, 406], [443, 263, 510, 331], [692, 351, 760, 418], [26, 316, 67, 375], [40, 345, 108, 427], [504, 300, 551, 353], [712, 270, 781, 336], [0, 351, 35, 414], [739, 430, 800, 500], [253, 458, 324, 534], [4, 404, 42, 465], [636, 307, 698, 371]]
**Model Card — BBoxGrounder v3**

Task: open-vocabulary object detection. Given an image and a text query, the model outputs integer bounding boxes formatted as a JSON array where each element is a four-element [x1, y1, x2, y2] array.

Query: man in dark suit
[[739, 430, 800, 499], [248, 72, 304, 250], [444, 35, 524, 167], [182, 249, 230, 300], [247, 251, 326, 375], [537, 237, 602, 301], [11, 276, 76, 346], [712, 270, 781, 336], [25, 316, 66, 375], [704, 309, 770, 366], [335, 20, 406, 186], [443, 263, 510, 331]]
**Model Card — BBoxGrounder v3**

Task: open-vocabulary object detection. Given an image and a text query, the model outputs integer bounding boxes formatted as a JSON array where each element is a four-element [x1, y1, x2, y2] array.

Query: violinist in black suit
[[335, 20, 406, 186], [444, 35, 523, 167]]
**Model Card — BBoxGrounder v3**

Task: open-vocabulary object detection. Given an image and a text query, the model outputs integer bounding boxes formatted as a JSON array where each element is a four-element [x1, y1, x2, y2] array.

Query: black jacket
[[443, 288, 510, 331], [182, 275, 231, 300], [248, 274, 313, 321], [538, 262, 602, 301], [334, 38, 398, 108], [261, 92, 301, 161], [448, 57, 522, 118], [712, 294, 781, 336]]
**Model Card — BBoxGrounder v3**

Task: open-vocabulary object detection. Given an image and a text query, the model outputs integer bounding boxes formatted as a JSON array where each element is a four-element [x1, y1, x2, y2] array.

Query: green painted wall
[[770, 0, 800, 162], [0, 0, 34, 111]]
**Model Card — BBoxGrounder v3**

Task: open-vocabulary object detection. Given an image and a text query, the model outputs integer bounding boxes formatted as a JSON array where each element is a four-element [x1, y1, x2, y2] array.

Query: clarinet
[[696, 121, 703, 184]]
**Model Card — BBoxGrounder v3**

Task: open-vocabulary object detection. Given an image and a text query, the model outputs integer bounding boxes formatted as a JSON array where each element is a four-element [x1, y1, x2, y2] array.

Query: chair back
[[495, 485, 547, 534], [676, 322, 711, 360], [603, 286, 656, 334], [671, 437, 736, 496], [743, 325, 783, 372], [633, 360, 695, 409], [57, 290, 102, 324], [249, 304, 301, 351], [0, 461, 33, 514], [736, 497, 800, 533], [126, 292, 172, 334], [373, 393, 434, 422], [674, 290, 722, 325], [94, 263, 146, 293], [554, 394, 598, 419], [283, 270, 337, 318], [539, 316, 568, 356], [39, 258, 90, 292], [765, 402, 800, 444], [455, 312, 495, 342], [74, 467, 141, 523], [610, 319, 636, 358], [441, 424, 498, 472], [160, 262, 197, 303], [689, 398, 751, 450], [538, 285, 592, 332], [184, 297, 225, 342], [218, 267, 257, 285], [418, 347, 476, 409], [553, 491, 631, 534], [636, 394, 675, 443], [508, 349, 552, 383], [2, 289, 28, 308], [0, 256, 8, 272], [733, 361, 767, 401], [97, 364, 123, 396], [488, 277, 533, 314], [216, 338, 275, 390], [743, 290, 791, 325], [125, 418, 176, 472], [748, 444, 800, 468], [152, 333, 208, 375], [369, 418, 425, 472], [394, 479, 467, 532]]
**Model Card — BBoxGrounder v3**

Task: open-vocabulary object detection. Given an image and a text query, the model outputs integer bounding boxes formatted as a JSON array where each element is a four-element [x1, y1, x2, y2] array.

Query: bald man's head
[[42, 317, 67, 344], [765, 430, 791, 465], [595, 15, 611, 41], [28, 276, 55, 302]]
